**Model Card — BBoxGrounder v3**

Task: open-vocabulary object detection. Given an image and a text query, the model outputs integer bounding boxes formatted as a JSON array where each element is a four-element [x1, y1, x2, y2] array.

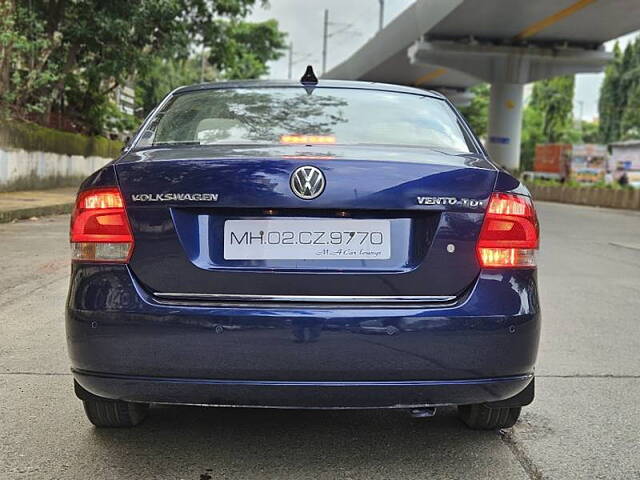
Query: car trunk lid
[[115, 145, 496, 299]]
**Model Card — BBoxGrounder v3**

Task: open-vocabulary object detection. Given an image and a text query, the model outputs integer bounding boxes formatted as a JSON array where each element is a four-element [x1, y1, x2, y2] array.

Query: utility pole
[[378, 0, 384, 31], [322, 9, 329, 75], [321, 9, 358, 76], [288, 42, 293, 79]]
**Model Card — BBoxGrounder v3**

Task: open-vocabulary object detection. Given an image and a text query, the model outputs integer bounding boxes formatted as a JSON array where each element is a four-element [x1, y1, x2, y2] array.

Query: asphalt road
[[1, 201, 639, 480]]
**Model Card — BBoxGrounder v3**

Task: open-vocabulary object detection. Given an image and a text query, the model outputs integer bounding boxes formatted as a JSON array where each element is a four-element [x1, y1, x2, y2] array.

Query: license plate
[[224, 219, 391, 260]]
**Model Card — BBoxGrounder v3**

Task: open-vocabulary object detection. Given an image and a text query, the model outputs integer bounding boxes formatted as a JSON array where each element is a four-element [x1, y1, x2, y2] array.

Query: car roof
[[173, 79, 446, 99]]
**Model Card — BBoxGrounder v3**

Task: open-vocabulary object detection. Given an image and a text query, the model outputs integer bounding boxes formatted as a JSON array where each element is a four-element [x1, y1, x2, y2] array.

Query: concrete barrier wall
[[528, 184, 640, 210], [0, 147, 112, 191]]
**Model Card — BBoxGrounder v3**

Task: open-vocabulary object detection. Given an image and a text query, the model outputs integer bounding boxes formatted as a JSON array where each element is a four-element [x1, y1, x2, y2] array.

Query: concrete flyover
[[325, 0, 640, 170]]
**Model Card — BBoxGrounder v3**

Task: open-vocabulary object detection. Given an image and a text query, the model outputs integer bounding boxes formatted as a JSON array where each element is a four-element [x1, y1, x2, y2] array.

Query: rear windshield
[[134, 87, 473, 152]]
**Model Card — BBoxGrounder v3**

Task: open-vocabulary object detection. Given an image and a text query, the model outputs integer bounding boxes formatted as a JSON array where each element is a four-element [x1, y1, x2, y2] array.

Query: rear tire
[[458, 404, 521, 430], [82, 398, 148, 428]]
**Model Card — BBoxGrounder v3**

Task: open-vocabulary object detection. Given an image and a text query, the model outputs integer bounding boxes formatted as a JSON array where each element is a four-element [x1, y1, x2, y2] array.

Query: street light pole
[[378, 0, 384, 31], [322, 9, 357, 75], [577, 100, 584, 139], [322, 9, 328, 75]]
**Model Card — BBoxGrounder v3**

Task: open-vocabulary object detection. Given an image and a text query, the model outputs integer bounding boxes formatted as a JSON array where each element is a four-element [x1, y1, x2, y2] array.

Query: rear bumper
[[73, 370, 533, 408], [66, 265, 540, 407]]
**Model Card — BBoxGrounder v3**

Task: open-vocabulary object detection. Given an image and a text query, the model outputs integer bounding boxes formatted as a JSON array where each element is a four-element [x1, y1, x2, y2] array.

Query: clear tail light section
[[70, 187, 134, 263], [477, 192, 539, 268]]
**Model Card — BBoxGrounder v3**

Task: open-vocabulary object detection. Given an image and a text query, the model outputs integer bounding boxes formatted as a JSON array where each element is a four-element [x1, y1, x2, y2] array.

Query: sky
[[249, 0, 639, 122]]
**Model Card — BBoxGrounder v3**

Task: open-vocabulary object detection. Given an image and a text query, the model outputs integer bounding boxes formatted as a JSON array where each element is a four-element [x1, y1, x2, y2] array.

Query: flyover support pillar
[[408, 40, 611, 170], [487, 83, 524, 171]]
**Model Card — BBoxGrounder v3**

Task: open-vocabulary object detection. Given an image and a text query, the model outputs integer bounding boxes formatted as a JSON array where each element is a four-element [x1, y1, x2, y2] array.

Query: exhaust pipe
[[409, 407, 437, 418]]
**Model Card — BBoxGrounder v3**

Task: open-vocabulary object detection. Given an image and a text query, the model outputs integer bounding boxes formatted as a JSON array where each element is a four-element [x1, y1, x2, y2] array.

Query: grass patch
[[0, 119, 122, 158], [526, 178, 636, 190], [0, 172, 84, 192]]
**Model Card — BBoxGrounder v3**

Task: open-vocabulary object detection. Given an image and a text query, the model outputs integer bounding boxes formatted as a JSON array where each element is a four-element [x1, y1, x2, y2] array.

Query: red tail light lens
[[477, 193, 539, 268], [70, 187, 134, 262]]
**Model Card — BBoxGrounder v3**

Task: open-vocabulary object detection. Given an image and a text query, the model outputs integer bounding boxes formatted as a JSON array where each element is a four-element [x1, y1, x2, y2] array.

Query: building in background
[[107, 82, 137, 140], [609, 140, 640, 171], [609, 140, 640, 187], [113, 84, 136, 116]]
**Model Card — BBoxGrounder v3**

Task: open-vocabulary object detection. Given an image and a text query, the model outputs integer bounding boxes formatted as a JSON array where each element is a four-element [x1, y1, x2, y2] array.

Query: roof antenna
[[300, 65, 318, 85]]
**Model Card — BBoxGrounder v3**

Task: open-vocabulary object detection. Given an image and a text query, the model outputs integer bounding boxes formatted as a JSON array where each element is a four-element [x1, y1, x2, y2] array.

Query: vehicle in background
[[533, 143, 571, 181]]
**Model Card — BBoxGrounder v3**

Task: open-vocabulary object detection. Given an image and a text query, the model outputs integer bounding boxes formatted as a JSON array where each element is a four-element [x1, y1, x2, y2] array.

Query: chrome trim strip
[[73, 368, 533, 386], [153, 293, 456, 303]]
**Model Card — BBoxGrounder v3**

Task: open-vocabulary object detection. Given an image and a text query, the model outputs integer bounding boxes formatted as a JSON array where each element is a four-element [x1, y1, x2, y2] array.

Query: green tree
[[459, 83, 489, 138], [0, 0, 60, 115], [619, 41, 640, 139], [620, 81, 640, 139], [518, 75, 575, 170], [206, 19, 286, 80], [0, 0, 18, 110], [529, 75, 575, 143], [520, 106, 545, 171], [136, 57, 205, 117], [1, 0, 286, 134], [598, 42, 621, 143], [579, 120, 601, 143], [599, 39, 640, 142]]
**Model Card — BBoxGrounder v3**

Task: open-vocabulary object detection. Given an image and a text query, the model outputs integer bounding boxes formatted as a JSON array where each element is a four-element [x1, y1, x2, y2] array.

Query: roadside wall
[[0, 120, 122, 191], [0, 148, 112, 191], [528, 184, 640, 210]]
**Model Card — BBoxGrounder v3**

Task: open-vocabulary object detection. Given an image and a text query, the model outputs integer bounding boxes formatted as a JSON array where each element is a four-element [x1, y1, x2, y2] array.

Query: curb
[[0, 203, 73, 223]]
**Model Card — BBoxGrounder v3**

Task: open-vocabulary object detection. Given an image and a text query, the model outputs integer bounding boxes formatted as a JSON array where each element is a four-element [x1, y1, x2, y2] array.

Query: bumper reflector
[[478, 247, 536, 268], [71, 242, 133, 262]]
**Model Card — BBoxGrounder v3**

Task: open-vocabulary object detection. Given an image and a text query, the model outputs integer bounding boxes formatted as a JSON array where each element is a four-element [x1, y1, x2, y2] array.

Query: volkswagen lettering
[[66, 72, 540, 429]]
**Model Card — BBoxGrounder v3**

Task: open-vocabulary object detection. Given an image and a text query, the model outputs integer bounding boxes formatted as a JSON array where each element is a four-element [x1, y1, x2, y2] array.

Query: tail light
[[477, 192, 539, 268], [70, 187, 134, 262]]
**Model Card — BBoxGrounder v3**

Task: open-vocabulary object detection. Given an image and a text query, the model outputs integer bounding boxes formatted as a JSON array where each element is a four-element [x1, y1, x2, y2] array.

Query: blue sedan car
[[66, 74, 540, 429]]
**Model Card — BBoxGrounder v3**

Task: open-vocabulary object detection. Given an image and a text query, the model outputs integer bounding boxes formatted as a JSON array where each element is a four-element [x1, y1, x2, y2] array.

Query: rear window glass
[[135, 87, 473, 152]]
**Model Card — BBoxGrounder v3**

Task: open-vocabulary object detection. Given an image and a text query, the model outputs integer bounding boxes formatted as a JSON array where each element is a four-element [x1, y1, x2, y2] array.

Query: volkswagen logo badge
[[290, 166, 326, 200]]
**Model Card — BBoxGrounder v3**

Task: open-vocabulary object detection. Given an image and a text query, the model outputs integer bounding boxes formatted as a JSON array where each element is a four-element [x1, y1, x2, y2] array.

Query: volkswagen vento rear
[[66, 75, 540, 429]]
